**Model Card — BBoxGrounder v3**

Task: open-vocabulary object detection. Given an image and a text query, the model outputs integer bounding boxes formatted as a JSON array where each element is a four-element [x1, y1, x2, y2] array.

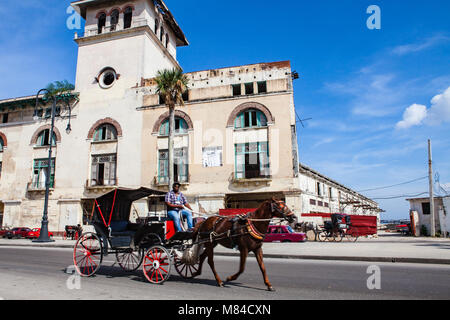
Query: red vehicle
[[5, 227, 32, 239], [0, 228, 10, 238], [26, 228, 54, 239], [264, 225, 307, 243]]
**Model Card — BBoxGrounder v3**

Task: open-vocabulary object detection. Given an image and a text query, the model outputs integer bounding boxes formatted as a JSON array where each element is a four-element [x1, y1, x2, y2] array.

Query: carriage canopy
[[91, 187, 166, 227]]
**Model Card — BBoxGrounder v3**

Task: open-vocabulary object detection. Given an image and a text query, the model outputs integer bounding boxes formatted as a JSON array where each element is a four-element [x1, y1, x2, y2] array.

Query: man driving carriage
[[165, 183, 194, 232]]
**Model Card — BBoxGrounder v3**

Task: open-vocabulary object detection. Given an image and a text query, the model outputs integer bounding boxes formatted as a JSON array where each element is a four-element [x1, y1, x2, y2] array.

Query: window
[[2, 113, 8, 124], [165, 34, 169, 48], [99, 68, 117, 89], [329, 187, 333, 199], [203, 147, 223, 168], [91, 154, 117, 186], [160, 27, 164, 42], [310, 199, 316, 205], [244, 82, 254, 95], [318, 201, 323, 207], [159, 118, 188, 136], [33, 158, 55, 189], [0, 137, 3, 152], [182, 90, 189, 102], [257, 81, 267, 93], [235, 109, 268, 129], [422, 202, 431, 215], [317, 182, 321, 196], [123, 7, 133, 29], [324, 202, 329, 208], [154, 19, 159, 34], [110, 9, 119, 31], [158, 148, 188, 184], [93, 124, 117, 142], [159, 94, 166, 105], [232, 84, 241, 96], [235, 142, 270, 179], [36, 129, 57, 147], [98, 13, 106, 34]]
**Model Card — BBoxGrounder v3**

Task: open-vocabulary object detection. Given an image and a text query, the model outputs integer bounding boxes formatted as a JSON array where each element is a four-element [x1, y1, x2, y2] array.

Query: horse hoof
[[218, 283, 224, 288], [268, 286, 276, 292]]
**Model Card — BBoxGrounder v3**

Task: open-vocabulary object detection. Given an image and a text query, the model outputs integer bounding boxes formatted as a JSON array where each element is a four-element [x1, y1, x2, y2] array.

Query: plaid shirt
[[165, 191, 187, 210]]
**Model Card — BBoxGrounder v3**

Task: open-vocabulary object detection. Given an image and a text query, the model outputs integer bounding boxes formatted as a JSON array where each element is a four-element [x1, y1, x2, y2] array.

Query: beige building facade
[[0, 0, 378, 231]]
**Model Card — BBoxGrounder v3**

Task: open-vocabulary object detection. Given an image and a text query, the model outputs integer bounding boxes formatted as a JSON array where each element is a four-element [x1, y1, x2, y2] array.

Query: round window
[[99, 68, 117, 89]]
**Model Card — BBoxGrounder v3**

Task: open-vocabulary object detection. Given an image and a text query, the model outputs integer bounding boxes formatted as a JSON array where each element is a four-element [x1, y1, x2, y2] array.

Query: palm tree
[[155, 68, 189, 189]]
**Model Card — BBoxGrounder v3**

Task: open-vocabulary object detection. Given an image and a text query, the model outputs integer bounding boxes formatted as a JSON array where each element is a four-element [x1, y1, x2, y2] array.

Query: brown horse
[[192, 198, 296, 291]]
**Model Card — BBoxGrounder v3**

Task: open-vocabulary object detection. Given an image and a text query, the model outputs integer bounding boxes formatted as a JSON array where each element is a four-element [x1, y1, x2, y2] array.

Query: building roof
[[406, 196, 443, 201], [71, 0, 189, 46]]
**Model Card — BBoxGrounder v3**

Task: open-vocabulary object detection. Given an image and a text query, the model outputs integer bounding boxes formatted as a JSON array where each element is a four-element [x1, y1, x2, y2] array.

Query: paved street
[[0, 246, 449, 300]]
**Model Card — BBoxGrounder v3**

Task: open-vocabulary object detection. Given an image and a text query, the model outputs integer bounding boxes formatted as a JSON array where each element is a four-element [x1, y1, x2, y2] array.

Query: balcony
[[230, 172, 272, 187], [27, 181, 54, 194], [75, 18, 150, 39], [85, 179, 117, 193], [153, 176, 189, 190]]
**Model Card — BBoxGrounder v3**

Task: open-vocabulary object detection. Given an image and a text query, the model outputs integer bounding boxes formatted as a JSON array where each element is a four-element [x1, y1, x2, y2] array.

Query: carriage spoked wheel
[[174, 251, 200, 279], [73, 233, 103, 277], [318, 231, 328, 242], [143, 246, 172, 284], [333, 232, 343, 242], [116, 248, 144, 272]]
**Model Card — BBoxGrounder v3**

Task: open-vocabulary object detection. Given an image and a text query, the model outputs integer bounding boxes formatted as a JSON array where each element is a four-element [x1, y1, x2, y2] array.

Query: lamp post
[[32, 89, 72, 243]]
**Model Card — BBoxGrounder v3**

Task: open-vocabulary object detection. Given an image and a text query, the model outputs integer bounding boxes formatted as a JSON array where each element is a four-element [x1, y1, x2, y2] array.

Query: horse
[[191, 198, 297, 291]]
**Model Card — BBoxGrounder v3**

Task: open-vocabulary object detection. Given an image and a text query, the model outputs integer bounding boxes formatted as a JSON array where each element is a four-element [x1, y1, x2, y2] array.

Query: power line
[[357, 176, 428, 193], [371, 192, 429, 200]]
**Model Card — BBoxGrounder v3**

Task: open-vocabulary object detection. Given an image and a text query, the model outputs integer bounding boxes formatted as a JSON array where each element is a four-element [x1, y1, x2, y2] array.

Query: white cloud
[[396, 104, 428, 129], [396, 86, 450, 129], [392, 35, 450, 56], [426, 86, 450, 125]]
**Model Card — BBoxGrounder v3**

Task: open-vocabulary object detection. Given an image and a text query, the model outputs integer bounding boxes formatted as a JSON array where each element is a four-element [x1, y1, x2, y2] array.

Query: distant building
[[406, 196, 447, 236]]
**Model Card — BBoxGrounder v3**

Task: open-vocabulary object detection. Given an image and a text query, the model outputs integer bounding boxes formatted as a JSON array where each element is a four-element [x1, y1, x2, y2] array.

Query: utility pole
[[428, 139, 436, 237]]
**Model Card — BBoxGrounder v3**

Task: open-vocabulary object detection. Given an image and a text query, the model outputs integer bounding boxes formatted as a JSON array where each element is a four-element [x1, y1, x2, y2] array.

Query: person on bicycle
[[165, 183, 194, 232]]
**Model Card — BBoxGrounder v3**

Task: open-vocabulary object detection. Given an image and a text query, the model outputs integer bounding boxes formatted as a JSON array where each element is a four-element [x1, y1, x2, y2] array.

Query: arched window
[[160, 26, 164, 42], [93, 124, 118, 142], [110, 9, 120, 31], [98, 13, 106, 34], [36, 129, 57, 147], [159, 118, 188, 136], [124, 7, 133, 29], [155, 19, 159, 34], [165, 33, 169, 48], [235, 109, 268, 129], [0, 136, 4, 152]]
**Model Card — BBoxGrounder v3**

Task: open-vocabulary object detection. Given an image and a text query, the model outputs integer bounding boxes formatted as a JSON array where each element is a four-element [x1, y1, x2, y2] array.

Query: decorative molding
[[227, 102, 275, 127], [30, 125, 62, 145], [87, 118, 123, 139], [152, 110, 194, 134]]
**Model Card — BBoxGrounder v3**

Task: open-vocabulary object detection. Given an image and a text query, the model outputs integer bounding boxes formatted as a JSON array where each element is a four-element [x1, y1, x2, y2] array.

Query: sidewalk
[[1, 232, 449, 265]]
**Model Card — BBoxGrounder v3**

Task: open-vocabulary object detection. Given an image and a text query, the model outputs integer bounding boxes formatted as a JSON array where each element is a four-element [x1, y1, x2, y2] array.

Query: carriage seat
[[110, 221, 137, 237]]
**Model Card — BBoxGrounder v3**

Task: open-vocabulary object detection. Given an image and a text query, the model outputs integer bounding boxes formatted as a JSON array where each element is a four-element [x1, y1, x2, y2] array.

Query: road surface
[[0, 246, 448, 300]]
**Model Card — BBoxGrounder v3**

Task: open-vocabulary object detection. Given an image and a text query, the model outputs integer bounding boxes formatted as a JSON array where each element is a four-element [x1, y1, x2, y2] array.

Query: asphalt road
[[0, 246, 449, 300]]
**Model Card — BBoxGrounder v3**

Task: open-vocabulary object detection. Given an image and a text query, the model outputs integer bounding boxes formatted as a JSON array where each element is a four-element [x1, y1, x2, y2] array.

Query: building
[[0, 0, 379, 231], [407, 196, 448, 236]]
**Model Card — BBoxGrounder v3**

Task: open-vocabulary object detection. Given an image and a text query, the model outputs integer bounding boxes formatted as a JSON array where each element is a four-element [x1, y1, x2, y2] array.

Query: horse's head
[[268, 198, 297, 224]]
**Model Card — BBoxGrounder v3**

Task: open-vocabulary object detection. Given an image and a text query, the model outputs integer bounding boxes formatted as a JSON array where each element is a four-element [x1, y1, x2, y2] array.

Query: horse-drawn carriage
[[317, 213, 358, 242], [73, 187, 203, 284], [73, 187, 296, 290]]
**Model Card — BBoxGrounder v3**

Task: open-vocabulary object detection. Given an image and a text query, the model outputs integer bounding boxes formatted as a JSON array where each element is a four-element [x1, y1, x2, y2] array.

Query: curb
[[1, 243, 450, 265]]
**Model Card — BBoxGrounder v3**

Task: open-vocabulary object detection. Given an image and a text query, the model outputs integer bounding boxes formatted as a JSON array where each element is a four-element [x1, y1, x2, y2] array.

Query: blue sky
[[1, 0, 449, 219]]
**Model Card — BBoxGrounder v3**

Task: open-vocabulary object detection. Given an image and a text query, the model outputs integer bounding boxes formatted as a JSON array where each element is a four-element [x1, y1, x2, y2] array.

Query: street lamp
[[32, 89, 72, 243]]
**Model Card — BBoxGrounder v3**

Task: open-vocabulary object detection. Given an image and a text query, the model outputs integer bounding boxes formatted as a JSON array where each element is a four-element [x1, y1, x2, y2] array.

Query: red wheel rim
[[73, 234, 102, 277], [143, 247, 171, 284]]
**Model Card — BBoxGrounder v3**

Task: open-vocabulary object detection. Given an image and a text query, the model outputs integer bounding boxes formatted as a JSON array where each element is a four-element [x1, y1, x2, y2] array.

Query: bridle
[[270, 200, 295, 222]]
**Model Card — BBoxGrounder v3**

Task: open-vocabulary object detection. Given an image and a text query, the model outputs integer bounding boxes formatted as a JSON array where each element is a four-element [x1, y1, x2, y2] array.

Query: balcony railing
[[75, 19, 150, 39]]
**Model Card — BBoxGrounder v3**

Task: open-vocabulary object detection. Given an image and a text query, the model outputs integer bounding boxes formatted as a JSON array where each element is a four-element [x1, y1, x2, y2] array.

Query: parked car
[[264, 225, 307, 243], [0, 227, 11, 238], [5, 227, 32, 239], [26, 228, 54, 239]]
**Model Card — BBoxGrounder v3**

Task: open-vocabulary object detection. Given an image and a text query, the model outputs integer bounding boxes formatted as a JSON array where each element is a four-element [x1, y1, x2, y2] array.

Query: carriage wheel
[[73, 233, 103, 277], [143, 246, 172, 284], [116, 249, 144, 272], [174, 251, 200, 279], [333, 232, 343, 242]]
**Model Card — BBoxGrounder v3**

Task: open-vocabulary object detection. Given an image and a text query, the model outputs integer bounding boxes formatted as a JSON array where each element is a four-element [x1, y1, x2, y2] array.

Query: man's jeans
[[168, 210, 194, 232]]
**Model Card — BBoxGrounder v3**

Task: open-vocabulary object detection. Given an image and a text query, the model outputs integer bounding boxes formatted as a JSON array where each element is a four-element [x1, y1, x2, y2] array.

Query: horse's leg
[[254, 247, 274, 291], [192, 249, 208, 277], [206, 244, 224, 287], [226, 248, 248, 282]]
